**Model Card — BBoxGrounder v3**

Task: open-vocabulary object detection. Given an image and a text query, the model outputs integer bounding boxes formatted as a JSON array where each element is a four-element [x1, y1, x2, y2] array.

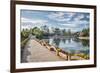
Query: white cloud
[[66, 12, 76, 17], [21, 17, 48, 29], [59, 19, 89, 30], [74, 14, 85, 21], [48, 12, 76, 22], [21, 26, 30, 30], [49, 12, 64, 18], [52, 13, 89, 31], [66, 14, 89, 27], [60, 23, 77, 28], [21, 17, 47, 24], [21, 10, 41, 14], [86, 15, 90, 19]]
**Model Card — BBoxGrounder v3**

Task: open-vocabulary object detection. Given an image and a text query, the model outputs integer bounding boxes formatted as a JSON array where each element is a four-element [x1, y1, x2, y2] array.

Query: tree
[[21, 29, 30, 41], [68, 29, 71, 36], [62, 29, 66, 36], [41, 25, 49, 33], [54, 28, 61, 35], [32, 27, 43, 39], [81, 28, 89, 36]]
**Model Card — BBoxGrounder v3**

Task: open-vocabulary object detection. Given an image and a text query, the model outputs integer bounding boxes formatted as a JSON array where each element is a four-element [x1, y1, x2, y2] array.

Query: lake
[[43, 37, 89, 55]]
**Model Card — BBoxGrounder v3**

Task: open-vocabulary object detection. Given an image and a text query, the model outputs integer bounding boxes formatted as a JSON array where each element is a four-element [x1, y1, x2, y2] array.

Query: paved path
[[23, 39, 65, 62]]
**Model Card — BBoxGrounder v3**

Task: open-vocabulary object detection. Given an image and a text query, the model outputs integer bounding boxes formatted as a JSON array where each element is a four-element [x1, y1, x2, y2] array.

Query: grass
[[74, 53, 89, 59], [21, 38, 29, 48]]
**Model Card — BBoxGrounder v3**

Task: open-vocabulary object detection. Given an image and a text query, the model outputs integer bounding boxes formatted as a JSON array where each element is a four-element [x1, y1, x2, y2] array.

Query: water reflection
[[53, 38, 60, 47], [44, 37, 89, 54], [80, 39, 89, 46], [62, 38, 66, 44]]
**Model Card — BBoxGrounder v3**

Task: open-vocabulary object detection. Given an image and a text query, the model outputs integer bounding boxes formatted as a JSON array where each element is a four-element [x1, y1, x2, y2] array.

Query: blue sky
[[21, 10, 90, 32]]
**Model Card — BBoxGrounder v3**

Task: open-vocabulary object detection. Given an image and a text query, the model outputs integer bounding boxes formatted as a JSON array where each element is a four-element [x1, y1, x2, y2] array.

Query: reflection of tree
[[72, 38, 89, 47], [53, 38, 61, 47], [68, 37, 71, 43], [81, 39, 89, 46], [62, 38, 66, 44], [62, 38, 74, 44], [80, 49, 89, 54], [72, 38, 80, 42]]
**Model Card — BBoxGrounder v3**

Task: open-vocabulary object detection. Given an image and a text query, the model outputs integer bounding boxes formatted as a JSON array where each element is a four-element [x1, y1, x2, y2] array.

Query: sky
[[21, 10, 90, 32]]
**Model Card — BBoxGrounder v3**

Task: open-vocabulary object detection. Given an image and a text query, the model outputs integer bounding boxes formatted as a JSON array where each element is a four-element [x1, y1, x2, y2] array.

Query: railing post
[[66, 54, 68, 60], [68, 54, 71, 60]]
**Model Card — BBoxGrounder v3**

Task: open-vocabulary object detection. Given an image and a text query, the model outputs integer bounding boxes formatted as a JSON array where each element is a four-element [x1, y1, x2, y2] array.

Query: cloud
[[21, 17, 47, 24], [21, 10, 43, 16], [48, 12, 76, 22], [47, 12, 89, 24], [64, 13, 89, 28], [21, 10, 90, 32], [73, 14, 84, 21], [21, 25, 30, 30], [86, 15, 90, 19], [49, 12, 64, 18], [60, 23, 77, 28], [21, 17, 48, 29], [47, 12, 89, 32]]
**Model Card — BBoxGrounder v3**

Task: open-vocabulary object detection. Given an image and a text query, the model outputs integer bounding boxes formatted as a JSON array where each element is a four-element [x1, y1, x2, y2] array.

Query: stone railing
[[37, 40, 72, 60]]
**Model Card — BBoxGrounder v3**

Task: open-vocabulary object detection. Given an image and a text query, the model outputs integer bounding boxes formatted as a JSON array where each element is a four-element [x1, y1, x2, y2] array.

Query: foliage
[[54, 28, 61, 35], [73, 28, 89, 37], [21, 38, 29, 48], [81, 28, 89, 36], [32, 27, 44, 39], [21, 29, 30, 41], [62, 29, 68, 36], [21, 26, 89, 41], [21, 29, 30, 48]]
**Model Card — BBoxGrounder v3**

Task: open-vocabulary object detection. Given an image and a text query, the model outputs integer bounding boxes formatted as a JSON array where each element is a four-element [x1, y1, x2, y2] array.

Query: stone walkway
[[24, 39, 65, 62]]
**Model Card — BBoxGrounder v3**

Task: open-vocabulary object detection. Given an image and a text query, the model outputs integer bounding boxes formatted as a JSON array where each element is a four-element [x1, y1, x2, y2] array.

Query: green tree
[[54, 28, 61, 35], [21, 29, 30, 41], [62, 29, 66, 36], [68, 29, 71, 36], [32, 27, 43, 39], [81, 28, 89, 36], [41, 25, 49, 33]]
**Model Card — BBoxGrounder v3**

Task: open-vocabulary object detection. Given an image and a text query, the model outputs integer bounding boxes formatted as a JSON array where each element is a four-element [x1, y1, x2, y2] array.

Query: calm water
[[44, 37, 89, 54]]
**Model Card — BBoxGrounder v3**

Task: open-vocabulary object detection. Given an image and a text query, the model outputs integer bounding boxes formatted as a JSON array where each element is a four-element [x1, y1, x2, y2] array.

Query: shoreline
[[78, 37, 89, 40]]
